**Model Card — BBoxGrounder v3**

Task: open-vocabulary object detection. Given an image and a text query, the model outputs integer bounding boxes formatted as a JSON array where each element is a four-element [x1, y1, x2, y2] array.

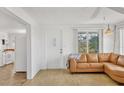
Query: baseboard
[[15, 71, 26, 73]]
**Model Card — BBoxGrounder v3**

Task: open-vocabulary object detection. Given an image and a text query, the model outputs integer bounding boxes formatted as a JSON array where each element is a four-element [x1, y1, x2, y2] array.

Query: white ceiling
[[0, 7, 124, 33], [0, 9, 26, 33], [22, 7, 124, 25]]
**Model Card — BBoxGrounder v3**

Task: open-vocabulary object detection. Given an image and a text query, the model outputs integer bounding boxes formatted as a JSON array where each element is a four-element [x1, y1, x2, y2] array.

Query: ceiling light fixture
[[105, 24, 112, 35], [103, 16, 112, 35]]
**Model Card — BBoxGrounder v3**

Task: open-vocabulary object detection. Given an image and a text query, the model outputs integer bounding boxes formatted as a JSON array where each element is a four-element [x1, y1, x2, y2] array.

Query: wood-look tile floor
[[0, 64, 123, 86], [0, 64, 26, 86], [24, 69, 123, 86]]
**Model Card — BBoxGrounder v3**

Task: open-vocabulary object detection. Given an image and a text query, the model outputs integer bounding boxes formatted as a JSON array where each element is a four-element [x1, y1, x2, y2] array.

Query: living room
[[21, 7, 124, 85], [1, 0, 124, 93], [0, 7, 124, 86]]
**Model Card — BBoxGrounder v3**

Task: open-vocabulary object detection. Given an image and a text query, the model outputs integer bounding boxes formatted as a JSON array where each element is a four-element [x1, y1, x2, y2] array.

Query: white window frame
[[77, 31, 99, 53], [73, 28, 103, 53]]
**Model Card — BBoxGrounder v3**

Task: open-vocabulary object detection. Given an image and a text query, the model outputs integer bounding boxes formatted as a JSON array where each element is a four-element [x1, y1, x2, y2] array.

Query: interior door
[[46, 30, 63, 69]]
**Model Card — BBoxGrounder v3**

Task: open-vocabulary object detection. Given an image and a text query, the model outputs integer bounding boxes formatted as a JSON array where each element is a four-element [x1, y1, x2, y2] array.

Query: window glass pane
[[78, 32, 87, 53], [88, 32, 99, 53]]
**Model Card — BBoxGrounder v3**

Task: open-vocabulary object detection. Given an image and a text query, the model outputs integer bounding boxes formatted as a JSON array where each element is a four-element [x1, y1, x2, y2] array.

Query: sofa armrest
[[69, 58, 77, 72]]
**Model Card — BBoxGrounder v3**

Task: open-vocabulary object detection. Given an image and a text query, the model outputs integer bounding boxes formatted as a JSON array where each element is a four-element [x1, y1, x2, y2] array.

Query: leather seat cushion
[[117, 55, 124, 67], [98, 53, 111, 62], [110, 53, 119, 64], [89, 63, 104, 69], [87, 54, 98, 63], [104, 63, 124, 77], [77, 63, 90, 69], [77, 54, 87, 63]]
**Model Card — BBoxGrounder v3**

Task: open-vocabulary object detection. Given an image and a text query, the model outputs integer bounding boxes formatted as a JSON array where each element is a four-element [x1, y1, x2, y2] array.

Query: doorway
[[0, 8, 30, 80], [0, 31, 27, 85]]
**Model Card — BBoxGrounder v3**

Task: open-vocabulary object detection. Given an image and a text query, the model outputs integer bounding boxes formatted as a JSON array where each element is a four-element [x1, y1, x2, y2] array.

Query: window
[[78, 32, 99, 53]]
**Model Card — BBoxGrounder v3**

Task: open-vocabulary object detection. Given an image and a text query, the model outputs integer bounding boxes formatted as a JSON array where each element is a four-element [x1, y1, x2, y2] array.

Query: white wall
[[40, 30, 47, 69], [62, 26, 75, 68], [31, 25, 43, 75], [8, 33, 16, 49], [103, 32, 114, 53]]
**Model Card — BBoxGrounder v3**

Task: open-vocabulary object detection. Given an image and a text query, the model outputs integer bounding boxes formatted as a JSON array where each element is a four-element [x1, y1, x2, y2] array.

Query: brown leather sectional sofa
[[69, 53, 124, 83]]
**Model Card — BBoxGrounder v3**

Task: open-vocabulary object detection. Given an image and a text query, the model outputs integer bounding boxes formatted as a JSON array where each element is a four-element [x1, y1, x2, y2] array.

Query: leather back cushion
[[117, 55, 124, 67], [78, 54, 87, 63], [87, 54, 98, 63], [98, 53, 111, 62], [110, 53, 119, 64]]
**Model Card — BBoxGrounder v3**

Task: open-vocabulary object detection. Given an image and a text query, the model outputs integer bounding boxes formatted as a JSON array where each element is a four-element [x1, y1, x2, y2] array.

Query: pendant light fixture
[[103, 16, 112, 35], [105, 24, 112, 35]]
